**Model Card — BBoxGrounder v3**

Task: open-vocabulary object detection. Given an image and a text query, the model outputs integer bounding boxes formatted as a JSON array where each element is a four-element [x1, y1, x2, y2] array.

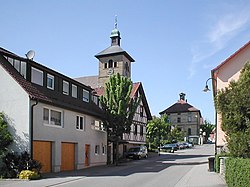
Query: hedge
[[225, 157, 250, 187], [215, 152, 230, 173]]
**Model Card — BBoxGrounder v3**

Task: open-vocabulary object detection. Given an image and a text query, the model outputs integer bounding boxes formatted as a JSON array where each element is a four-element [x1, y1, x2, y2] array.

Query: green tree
[[200, 120, 214, 142], [100, 73, 140, 165], [0, 113, 13, 157], [170, 126, 184, 142], [216, 62, 250, 158], [146, 115, 171, 149]]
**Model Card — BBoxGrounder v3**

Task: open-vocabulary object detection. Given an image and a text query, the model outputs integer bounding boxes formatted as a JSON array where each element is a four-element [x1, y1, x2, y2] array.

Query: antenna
[[25, 50, 35, 60]]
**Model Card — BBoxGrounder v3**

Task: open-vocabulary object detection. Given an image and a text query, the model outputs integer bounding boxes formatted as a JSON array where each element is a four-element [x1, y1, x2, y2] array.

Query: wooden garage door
[[61, 142, 75, 171], [33, 141, 52, 173]]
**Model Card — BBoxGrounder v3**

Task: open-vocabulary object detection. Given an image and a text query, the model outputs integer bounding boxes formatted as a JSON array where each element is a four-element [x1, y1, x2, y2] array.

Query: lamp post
[[203, 77, 217, 155]]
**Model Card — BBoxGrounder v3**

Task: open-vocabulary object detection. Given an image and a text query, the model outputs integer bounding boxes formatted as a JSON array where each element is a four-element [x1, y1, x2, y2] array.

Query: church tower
[[95, 17, 135, 87]]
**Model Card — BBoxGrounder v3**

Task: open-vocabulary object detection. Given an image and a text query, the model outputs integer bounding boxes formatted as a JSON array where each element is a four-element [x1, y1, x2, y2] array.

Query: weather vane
[[114, 15, 118, 29]]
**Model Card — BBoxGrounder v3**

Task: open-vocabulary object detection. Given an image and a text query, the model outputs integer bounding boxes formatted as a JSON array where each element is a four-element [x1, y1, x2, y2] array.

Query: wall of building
[[33, 102, 107, 172], [215, 44, 250, 147], [169, 112, 201, 136], [0, 65, 30, 153]]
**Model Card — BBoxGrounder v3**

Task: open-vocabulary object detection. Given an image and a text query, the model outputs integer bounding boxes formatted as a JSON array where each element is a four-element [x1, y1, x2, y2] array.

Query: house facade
[[75, 24, 152, 159], [211, 40, 250, 152], [0, 47, 107, 173], [159, 93, 203, 144]]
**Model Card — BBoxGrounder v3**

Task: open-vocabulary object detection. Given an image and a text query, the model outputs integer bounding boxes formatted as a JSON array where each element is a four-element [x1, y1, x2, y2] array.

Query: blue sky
[[1, 0, 250, 123]]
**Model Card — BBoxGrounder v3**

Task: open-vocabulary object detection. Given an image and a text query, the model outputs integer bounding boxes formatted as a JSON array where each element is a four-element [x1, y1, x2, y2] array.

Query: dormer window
[[63, 80, 69, 95], [31, 67, 43, 86], [72, 84, 77, 98], [82, 89, 89, 102], [47, 74, 54, 90]]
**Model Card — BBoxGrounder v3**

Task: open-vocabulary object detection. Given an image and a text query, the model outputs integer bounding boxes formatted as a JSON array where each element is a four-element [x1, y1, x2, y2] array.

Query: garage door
[[33, 141, 52, 173], [61, 142, 75, 171]]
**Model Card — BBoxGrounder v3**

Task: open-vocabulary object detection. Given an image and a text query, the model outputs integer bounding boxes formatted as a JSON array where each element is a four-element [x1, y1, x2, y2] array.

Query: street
[[0, 144, 226, 187]]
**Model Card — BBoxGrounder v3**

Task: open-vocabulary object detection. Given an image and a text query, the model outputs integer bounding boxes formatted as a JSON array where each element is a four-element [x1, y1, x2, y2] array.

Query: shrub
[[225, 157, 250, 187], [18, 170, 40, 180], [215, 152, 230, 173], [0, 151, 41, 178]]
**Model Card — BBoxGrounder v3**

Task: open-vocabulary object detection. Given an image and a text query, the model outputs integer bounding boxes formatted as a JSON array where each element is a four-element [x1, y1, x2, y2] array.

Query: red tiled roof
[[94, 82, 152, 120], [159, 99, 201, 116]]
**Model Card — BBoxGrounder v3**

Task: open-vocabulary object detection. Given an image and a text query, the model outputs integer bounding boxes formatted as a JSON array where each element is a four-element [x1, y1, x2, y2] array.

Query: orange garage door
[[33, 141, 52, 173], [61, 142, 75, 171]]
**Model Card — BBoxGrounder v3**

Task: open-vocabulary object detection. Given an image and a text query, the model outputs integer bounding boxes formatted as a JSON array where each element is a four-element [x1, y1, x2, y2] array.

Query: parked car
[[160, 144, 178, 153], [177, 142, 186, 149], [183, 142, 193, 148], [126, 146, 148, 159]]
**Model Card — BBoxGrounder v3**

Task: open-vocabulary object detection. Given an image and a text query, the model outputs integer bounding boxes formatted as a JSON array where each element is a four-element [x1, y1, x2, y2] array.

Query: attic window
[[63, 80, 69, 95], [47, 74, 54, 90], [72, 84, 77, 98], [82, 89, 89, 102], [31, 67, 43, 86]]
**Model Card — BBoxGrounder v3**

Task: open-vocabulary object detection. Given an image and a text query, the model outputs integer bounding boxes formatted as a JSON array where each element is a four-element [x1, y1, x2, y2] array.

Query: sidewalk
[[174, 163, 227, 187]]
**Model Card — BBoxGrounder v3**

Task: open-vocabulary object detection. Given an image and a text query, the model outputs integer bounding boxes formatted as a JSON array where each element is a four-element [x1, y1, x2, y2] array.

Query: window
[[76, 116, 85, 130], [140, 125, 143, 136], [92, 95, 98, 105], [93, 120, 104, 131], [134, 124, 137, 135], [63, 80, 69, 95], [102, 144, 106, 155], [83, 89, 89, 102], [31, 67, 43, 86], [140, 106, 144, 117], [188, 116, 192, 122], [104, 63, 107, 69], [188, 128, 192, 135], [114, 61, 117, 68], [177, 117, 181, 123], [108, 60, 113, 68], [95, 145, 100, 155], [14, 59, 20, 72], [72, 84, 77, 98], [20, 61, 26, 79], [43, 108, 62, 126], [47, 74, 54, 90]]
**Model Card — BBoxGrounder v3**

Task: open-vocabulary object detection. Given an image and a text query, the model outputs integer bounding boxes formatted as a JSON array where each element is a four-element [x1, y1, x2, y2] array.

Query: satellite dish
[[25, 50, 35, 60]]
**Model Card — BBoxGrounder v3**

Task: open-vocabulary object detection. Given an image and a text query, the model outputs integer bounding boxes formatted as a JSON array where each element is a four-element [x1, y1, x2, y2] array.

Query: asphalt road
[[1, 144, 219, 187]]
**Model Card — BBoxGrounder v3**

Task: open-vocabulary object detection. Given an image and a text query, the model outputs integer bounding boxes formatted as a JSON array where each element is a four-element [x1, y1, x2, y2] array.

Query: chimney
[[179, 92, 186, 101]]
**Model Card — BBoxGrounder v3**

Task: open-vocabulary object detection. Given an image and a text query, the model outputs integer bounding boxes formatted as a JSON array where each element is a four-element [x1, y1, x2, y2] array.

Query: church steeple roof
[[110, 16, 121, 46], [95, 16, 134, 62]]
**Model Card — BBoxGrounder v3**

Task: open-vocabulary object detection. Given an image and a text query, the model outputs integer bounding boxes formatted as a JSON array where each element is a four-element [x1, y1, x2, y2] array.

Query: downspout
[[30, 99, 38, 159]]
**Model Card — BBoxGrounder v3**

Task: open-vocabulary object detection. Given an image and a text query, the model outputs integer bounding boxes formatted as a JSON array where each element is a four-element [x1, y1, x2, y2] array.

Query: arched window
[[108, 60, 113, 68]]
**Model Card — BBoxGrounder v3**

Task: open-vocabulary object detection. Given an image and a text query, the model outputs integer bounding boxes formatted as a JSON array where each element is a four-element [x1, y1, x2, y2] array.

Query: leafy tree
[[100, 73, 140, 165], [170, 126, 184, 142], [146, 115, 171, 149], [216, 62, 250, 158], [0, 113, 13, 157], [200, 120, 214, 142]]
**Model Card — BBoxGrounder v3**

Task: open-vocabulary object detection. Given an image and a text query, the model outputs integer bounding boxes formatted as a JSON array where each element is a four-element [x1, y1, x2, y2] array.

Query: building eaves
[[212, 40, 250, 73], [95, 45, 135, 62]]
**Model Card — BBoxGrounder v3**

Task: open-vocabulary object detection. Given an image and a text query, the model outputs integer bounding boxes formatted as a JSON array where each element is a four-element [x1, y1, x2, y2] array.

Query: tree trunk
[[115, 141, 119, 166]]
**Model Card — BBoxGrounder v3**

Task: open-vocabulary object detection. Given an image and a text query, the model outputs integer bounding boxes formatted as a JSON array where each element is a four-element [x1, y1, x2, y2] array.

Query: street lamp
[[203, 77, 217, 155]]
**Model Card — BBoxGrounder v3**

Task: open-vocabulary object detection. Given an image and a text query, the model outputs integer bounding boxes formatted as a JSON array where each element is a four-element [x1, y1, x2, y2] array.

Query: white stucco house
[[0, 47, 107, 173]]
